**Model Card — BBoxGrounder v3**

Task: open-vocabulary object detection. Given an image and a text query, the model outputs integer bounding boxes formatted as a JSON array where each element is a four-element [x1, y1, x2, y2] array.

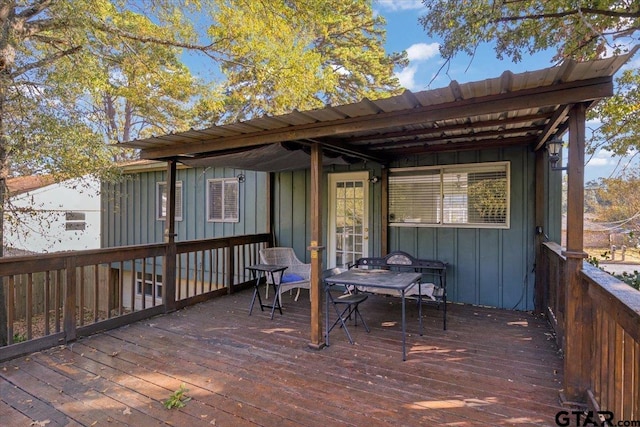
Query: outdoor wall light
[[369, 176, 380, 184], [546, 137, 567, 171], [237, 173, 246, 183]]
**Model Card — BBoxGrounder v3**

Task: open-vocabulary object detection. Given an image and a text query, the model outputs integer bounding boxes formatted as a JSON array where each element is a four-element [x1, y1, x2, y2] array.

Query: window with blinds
[[207, 178, 239, 222], [389, 162, 510, 228], [157, 181, 183, 221]]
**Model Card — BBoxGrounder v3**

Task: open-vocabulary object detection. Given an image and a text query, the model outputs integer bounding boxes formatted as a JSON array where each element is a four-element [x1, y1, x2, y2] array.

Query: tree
[[209, 0, 406, 121], [590, 171, 640, 237], [0, 0, 403, 345], [418, 1, 640, 159]]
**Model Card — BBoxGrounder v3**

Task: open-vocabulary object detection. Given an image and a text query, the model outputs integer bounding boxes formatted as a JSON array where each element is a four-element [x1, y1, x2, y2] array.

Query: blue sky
[[374, 0, 639, 182]]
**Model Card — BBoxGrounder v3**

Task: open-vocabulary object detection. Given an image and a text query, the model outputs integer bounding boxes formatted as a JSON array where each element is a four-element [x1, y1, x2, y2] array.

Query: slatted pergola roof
[[119, 52, 636, 169]]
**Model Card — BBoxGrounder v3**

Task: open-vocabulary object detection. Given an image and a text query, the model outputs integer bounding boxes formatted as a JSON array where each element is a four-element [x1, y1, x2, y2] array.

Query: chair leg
[[328, 303, 369, 344]]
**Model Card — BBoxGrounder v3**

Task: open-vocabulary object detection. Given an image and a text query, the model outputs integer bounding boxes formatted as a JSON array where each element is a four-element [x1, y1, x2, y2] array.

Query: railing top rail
[[0, 233, 273, 276], [581, 262, 640, 343], [175, 233, 271, 254], [542, 241, 566, 259], [0, 243, 168, 275]]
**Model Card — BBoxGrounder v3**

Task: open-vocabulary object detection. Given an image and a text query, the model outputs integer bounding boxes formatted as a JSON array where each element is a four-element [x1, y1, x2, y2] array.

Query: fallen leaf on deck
[[30, 420, 50, 426], [123, 407, 131, 415]]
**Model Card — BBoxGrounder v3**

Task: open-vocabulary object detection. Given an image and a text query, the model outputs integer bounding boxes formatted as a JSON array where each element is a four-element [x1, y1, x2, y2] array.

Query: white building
[[4, 175, 101, 253]]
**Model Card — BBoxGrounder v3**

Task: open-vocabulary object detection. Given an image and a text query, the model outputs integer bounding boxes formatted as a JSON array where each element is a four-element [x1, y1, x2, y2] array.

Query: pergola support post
[[163, 159, 178, 313], [534, 149, 547, 314], [308, 143, 325, 350], [562, 103, 591, 404]]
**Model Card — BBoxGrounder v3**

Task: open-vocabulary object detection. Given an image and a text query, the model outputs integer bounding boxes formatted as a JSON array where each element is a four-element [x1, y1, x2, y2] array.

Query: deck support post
[[308, 143, 325, 350], [163, 159, 178, 313], [562, 103, 590, 404]]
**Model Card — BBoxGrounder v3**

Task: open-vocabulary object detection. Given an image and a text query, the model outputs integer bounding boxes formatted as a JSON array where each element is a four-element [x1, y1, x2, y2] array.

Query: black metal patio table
[[324, 269, 423, 360], [246, 264, 287, 319]]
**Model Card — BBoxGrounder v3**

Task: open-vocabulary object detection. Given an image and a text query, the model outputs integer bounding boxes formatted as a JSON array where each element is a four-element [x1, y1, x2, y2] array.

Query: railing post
[[64, 256, 77, 342], [534, 148, 547, 314], [562, 104, 591, 404]]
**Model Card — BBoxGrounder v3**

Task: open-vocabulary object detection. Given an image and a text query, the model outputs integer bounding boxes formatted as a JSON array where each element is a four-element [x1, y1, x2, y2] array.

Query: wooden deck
[[1, 288, 564, 426]]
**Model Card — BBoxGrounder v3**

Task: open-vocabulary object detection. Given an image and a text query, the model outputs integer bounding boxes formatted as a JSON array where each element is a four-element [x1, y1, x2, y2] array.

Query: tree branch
[[16, 0, 52, 20], [494, 7, 640, 23], [9, 46, 82, 79]]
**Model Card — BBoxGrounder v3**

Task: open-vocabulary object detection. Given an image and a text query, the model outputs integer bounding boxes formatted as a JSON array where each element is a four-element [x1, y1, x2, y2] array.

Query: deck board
[[1, 289, 564, 426]]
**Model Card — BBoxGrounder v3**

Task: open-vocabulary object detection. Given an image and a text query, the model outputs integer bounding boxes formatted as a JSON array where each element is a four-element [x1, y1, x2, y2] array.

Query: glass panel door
[[328, 172, 369, 268]]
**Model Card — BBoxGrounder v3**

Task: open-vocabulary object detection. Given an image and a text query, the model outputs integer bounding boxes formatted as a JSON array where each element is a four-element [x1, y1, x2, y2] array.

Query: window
[[207, 178, 239, 222], [135, 272, 163, 301], [157, 181, 183, 221], [65, 211, 86, 231], [389, 162, 510, 228]]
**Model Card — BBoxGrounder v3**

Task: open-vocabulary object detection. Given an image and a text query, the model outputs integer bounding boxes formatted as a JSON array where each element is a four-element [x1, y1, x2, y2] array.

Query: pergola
[[119, 51, 636, 402]]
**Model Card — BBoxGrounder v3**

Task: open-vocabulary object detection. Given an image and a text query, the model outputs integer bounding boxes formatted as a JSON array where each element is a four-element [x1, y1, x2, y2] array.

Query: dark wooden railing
[[0, 233, 271, 362], [540, 242, 640, 417]]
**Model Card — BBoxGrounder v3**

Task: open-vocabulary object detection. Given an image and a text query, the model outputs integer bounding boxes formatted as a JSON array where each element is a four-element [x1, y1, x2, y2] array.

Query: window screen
[[157, 182, 183, 221], [208, 178, 239, 222], [389, 162, 509, 228]]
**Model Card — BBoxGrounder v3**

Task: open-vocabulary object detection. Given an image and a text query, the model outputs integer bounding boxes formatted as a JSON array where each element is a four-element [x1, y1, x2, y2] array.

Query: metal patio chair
[[323, 267, 370, 345]]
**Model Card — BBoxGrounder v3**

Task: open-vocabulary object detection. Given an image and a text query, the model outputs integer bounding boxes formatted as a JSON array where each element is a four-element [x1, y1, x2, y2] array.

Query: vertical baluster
[[208, 249, 217, 292], [187, 252, 192, 297], [55, 270, 62, 333], [26, 273, 33, 340], [215, 248, 220, 290], [7, 276, 14, 344], [79, 266, 85, 327], [94, 265, 99, 323], [118, 261, 124, 316], [152, 257, 158, 307], [130, 260, 136, 313], [177, 253, 182, 300], [44, 271, 50, 336], [141, 258, 147, 310], [200, 250, 205, 295]]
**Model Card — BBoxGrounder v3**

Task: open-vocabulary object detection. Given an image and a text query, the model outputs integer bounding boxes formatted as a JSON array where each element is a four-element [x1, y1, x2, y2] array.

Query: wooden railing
[[0, 233, 271, 362], [540, 242, 567, 347], [540, 242, 640, 417]]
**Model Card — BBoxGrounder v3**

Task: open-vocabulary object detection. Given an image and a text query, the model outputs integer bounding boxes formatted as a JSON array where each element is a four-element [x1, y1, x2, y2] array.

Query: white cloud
[[406, 42, 440, 62], [376, 0, 425, 11], [395, 65, 418, 90]]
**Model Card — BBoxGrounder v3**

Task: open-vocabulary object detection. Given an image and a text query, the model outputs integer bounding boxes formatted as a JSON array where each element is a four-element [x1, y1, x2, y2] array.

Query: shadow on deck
[[0, 288, 564, 426]]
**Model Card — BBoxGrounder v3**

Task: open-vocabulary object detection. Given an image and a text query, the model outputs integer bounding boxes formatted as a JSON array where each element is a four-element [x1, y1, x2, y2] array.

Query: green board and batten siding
[[102, 145, 560, 311], [271, 146, 560, 311], [101, 166, 269, 247]]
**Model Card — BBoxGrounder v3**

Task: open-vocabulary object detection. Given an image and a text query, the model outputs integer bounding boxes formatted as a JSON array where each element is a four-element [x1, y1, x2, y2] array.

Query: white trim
[[327, 171, 370, 268], [206, 178, 240, 223], [156, 181, 183, 222], [389, 161, 511, 229]]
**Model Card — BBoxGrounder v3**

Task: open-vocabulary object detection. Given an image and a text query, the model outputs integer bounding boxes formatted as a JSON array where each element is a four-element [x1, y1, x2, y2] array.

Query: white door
[[328, 172, 369, 268]]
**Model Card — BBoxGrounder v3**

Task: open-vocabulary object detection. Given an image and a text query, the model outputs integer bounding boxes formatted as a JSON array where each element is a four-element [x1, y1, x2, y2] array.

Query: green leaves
[[209, 0, 405, 121], [419, 1, 640, 160], [163, 384, 191, 409], [419, 1, 639, 63]]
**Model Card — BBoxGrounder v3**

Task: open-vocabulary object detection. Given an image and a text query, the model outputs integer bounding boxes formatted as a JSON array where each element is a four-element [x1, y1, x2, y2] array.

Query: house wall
[[272, 146, 558, 311], [101, 166, 269, 247], [5, 176, 101, 253]]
